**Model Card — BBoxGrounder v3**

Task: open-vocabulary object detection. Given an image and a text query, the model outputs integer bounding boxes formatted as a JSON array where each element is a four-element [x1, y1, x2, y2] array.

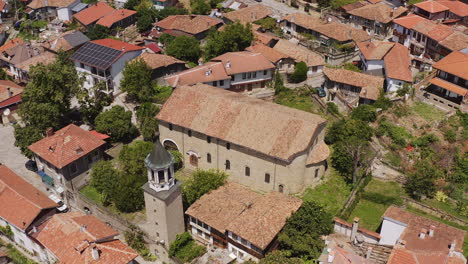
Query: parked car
[[317, 87, 326, 97], [25, 160, 38, 172], [48, 194, 68, 212]]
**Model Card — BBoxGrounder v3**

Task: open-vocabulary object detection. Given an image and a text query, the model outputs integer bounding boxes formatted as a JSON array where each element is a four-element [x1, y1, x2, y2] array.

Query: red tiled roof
[[415, 1, 449, 13], [89, 130, 110, 140], [393, 14, 425, 29], [0, 165, 57, 231], [333, 217, 381, 238], [34, 212, 138, 264], [211, 51, 275, 75], [96, 9, 136, 28], [223, 4, 272, 24], [28, 124, 106, 169], [246, 43, 289, 63], [436, 0, 468, 17], [90, 39, 144, 52], [0, 80, 23, 103], [154, 15, 222, 35], [145, 43, 162, 53], [433, 50, 468, 79], [0, 0, 6, 12], [73, 2, 115, 26], [0, 38, 23, 53], [430, 77, 467, 96], [384, 43, 412, 82], [0, 93, 22, 109], [165, 62, 229, 87]]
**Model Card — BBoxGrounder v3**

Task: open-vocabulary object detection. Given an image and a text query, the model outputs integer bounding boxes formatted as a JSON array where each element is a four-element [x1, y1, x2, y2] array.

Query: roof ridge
[[97, 241, 137, 255], [0, 170, 46, 211]]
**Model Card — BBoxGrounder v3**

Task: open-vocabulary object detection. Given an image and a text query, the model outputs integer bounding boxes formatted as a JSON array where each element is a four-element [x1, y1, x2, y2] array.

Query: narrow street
[[243, 0, 308, 18]]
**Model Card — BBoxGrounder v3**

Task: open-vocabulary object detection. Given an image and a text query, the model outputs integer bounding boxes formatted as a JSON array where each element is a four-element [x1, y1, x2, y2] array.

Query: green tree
[[119, 140, 154, 178], [278, 201, 332, 260], [290, 61, 308, 83], [344, 63, 362, 72], [136, 6, 155, 32], [159, 33, 176, 45], [137, 103, 160, 141], [166, 35, 201, 63], [169, 232, 206, 263], [254, 17, 277, 31], [317, 0, 330, 8], [154, 7, 188, 20], [86, 24, 111, 40], [112, 173, 146, 212], [191, 0, 211, 15], [121, 58, 153, 103], [90, 160, 119, 203], [373, 90, 392, 110], [255, 251, 303, 264], [350, 104, 377, 122], [77, 81, 112, 126], [95, 106, 138, 143], [182, 169, 228, 208], [0, 68, 12, 80], [204, 22, 253, 60], [405, 159, 441, 200], [274, 70, 285, 95], [124, 0, 141, 9]]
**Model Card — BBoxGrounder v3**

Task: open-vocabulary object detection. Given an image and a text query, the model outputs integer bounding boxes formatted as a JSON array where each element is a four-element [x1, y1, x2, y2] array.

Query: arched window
[[207, 136, 211, 143], [278, 184, 284, 193], [188, 130, 192, 137], [225, 160, 230, 170], [207, 153, 212, 163], [245, 166, 250, 176]]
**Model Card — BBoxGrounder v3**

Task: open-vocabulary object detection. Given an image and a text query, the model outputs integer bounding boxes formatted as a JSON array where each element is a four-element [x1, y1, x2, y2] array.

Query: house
[[73, 2, 136, 30], [333, 217, 381, 244], [435, 0, 468, 23], [165, 51, 275, 92], [70, 39, 144, 94], [246, 43, 295, 73], [135, 52, 186, 80], [381, 206, 466, 264], [154, 15, 223, 40], [392, 14, 468, 61], [0, 0, 10, 24], [281, 13, 323, 38], [0, 165, 58, 263], [272, 39, 325, 77], [14, 51, 57, 82], [357, 41, 412, 93], [27, 0, 80, 21], [318, 245, 374, 264], [222, 4, 272, 24], [324, 67, 385, 108], [222, 0, 247, 10], [186, 182, 302, 261], [0, 80, 23, 124], [151, 0, 177, 10], [32, 211, 138, 264], [42, 30, 89, 53], [0, 42, 46, 81], [156, 84, 330, 194], [346, 3, 407, 38], [413, 0, 450, 20], [28, 124, 107, 205], [422, 50, 467, 112]]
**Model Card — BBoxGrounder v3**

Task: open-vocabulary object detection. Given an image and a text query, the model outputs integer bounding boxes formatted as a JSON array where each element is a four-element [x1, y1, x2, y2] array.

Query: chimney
[[91, 246, 100, 261], [6, 87, 12, 97], [122, 47, 126, 51], [46, 127, 54, 137], [366, 247, 373, 259], [351, 217, 359, 242], [429, 225, 435, 237], [226, 60, 231, 68], [419, 228, 427, 239], [450, 241, 456, 253]]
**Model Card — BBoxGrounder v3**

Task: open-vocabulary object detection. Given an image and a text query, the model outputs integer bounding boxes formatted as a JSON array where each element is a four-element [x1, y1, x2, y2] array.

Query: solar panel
[[70, 42, 122, 69]]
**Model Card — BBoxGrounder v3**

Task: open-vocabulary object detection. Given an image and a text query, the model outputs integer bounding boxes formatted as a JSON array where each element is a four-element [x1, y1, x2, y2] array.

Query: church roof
[[145, 140, 174, 170]]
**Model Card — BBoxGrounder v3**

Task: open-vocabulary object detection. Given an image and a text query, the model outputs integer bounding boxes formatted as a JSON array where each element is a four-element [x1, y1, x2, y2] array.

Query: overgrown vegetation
[[169, 232, 206, 263], [6, 244, 37, 264], [124, 225, 157, 261], [181, 169, 228, 209]]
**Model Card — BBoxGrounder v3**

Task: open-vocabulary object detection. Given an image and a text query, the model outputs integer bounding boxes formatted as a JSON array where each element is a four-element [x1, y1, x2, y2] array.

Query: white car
[[48, 194, 68, 212]]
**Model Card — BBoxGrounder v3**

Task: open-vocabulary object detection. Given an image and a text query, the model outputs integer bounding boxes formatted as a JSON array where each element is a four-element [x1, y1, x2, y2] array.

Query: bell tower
[[142, 139, 184, 248]]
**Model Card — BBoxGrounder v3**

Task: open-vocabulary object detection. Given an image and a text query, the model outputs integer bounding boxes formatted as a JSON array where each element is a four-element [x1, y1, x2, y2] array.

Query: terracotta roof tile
[[312, 22, 371, 42], [136, 52, 184, 70], [246, 43, 289, 63], [324, 68, 384, 100], [436, 0, 468, 17], [154, 15, 222, 35], [384, 43, 412, 82], [432, 50, 468, 79], [333, 217, 381, 238], [415, 1, 449, 13], [357, 41, 395, 60], [42, 30, 89, 52], [165, 62, 229, 87], [157, 84, 327, 161], [28, 0, 75, 9], [186, 182, 302, 249], [430, 77, 467, 96], [394, 15, 456, 42], [34, 212, 137, 264], [223, 4, 272, 23], [0, 165, 57, 231], [273, 39, 325, 67], [28, 124, 106, 169], [96, 9, 136, 28], [0, 38, 23, 53], [439, 31, 468, 52], [393, 14, 426, 29], [387, 248, 418, 264], [307, 142, 330, 165], [383, 206, 466, 253], [282, 13, 323, 30], [73, 2, 115, 26], [341, 0, 368, 11], [0, 80, 23, 103], [211, 51, 275, 75], [348, 3, 407, 23], [15, 51, 56, 72], [332, 246, 375, 264]]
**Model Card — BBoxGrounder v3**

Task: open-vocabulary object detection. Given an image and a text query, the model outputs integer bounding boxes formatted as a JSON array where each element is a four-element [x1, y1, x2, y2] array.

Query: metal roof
[[71, 2, 87, 12], [63, 31, 89, 48], [70, 42, 122, 69]]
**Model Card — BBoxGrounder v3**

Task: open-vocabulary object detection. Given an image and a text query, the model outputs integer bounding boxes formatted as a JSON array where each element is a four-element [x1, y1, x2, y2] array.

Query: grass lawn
[[79, 185, 103, 205], [411, 102, 445, 122], [302, 168, 351, 216], [420, 198, 467, 222], [275, 88, 322, 115], [347, 179, 405, 231]]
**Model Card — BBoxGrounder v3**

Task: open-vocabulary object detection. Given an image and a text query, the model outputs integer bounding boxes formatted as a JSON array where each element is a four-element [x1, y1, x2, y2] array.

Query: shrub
[[411, 133, 438, 148], [0, 225, 13, 239], [95, 106, 138, 143], [169, 232, 206, 263], [326, 102, 339, 116], [170, 150, 183, 170], [290, 61, 308, 83], [351, 105, 376, 122], [444, 129, 457, 143]]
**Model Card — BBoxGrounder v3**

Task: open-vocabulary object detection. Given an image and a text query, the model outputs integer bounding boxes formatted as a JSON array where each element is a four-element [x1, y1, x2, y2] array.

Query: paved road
[[0, 125, 51, 194], [243, 0, 306, 18]]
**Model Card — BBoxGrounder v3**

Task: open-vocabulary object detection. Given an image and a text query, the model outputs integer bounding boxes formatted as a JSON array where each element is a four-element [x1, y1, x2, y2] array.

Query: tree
[[373, 90, 392, 110], [112, 173, 146, 212], [405, 159, 441, 200], [86, 25, 111, 40], [254, 17, 277, 31], [274, 70, 285, 95], [317, 0, 330, 8], [95, 106, 138, 143], [14, 125, 43, 158], [124, 0, 141, 9], [190, 0, 211, 15], [350, 104, 377, 122], [0, 68, 12, 80], [121, 59, 153, 103], [166, 36, 201, 63], [154, 7, 188, 20], [290, 61, 308, 83], [118, 140, 154, 179], [76, 81, 112, 125], [90, 160, 119, 203], [137, 103, 159, 141], [136, 6, 155, 32], [256, 251, 303, 264], [344, 62, 362, 72], [159, 33, 176, 45], [181, 169, 228, 208], [278, 201, 332, 260], [204, 22, 253, 60]]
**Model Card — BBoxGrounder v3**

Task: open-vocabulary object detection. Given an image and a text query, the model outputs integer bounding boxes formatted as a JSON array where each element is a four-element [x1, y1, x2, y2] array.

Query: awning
[[430, 77, 467, 97], [38, 171, 54, 187]]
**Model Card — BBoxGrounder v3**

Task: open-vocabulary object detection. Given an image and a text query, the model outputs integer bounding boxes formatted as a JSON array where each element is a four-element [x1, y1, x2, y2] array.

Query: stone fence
[[404, 198, 468, 227]]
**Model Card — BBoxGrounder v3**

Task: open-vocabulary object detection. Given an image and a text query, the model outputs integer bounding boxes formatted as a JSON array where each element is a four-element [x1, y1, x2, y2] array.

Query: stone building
[[156, 84, 330, 195], [142, 139, 185, 250]]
